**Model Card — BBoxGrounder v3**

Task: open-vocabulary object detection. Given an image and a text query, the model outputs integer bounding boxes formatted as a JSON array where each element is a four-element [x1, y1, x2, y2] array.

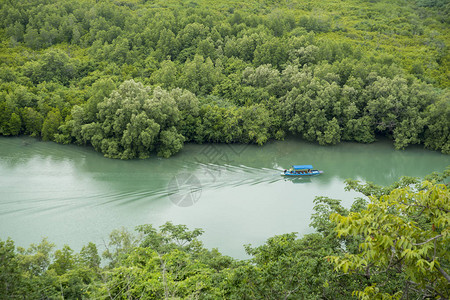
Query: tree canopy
[[0, 0, 449, 157]]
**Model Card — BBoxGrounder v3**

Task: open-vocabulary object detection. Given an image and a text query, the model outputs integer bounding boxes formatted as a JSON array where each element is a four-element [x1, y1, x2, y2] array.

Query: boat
[[281, 165, 323, 176]]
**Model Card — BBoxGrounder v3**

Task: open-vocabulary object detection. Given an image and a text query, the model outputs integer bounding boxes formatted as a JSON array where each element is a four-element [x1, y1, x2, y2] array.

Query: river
[[0, 136, 448, 258]]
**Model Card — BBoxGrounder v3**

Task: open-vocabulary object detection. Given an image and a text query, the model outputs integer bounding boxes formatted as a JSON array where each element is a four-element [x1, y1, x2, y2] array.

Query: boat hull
[[281, 170, 323, 176]]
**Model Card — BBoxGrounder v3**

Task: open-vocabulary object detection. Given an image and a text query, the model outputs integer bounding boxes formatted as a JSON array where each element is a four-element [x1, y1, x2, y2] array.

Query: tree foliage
[[329, 180, 450, 299], [0, 0, 448, 157]]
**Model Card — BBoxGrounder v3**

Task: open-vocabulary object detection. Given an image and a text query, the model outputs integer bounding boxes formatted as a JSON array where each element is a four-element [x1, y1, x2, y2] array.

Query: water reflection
[[283, 177, 313, 184]]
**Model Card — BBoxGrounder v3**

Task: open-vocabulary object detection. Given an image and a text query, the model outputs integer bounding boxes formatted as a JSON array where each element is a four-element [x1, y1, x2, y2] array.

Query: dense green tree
[[136, 222, 205, 255], [253, 37, 288, 69], [23, 49, 78, 85], [424, 95, 450, 154], [329, 180, 450, 299], [21, 107, 43, 137], [49, 245, 75, 276], [0, 0, 448, 155], [24, 27, 41, 49], [84, 78, 117, 122], [86, 80, 180, 158], [179, 54, 222, 95], [155, 28, 178, 61], [6, 85, 36, 108], [102, 227, 138, 268], [343, 116, 375, 143], [150, 60, 178, 89], [41, 109, 62, 141], [171, 88, 201, 141], [225, 233, 338, 299], [18, 238, 55, 277], [8, 112, 21, 136], [0, 239, 22, 299], [0, 101, 14, 136], [157, 127, 185, 158], [79, 242, 101, 270]]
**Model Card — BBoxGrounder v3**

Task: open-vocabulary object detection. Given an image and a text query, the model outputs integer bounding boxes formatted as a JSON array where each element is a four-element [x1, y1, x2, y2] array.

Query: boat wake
[[0, 162, 296, 217], [191, 162, 284, 190]]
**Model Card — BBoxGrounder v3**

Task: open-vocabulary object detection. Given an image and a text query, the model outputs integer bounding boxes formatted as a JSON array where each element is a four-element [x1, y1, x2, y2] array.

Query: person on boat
[[284, 169, 287, 174]]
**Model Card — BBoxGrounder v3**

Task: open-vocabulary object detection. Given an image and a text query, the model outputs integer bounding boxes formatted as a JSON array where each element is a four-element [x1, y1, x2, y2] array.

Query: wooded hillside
[[0, 0, 448, 157]]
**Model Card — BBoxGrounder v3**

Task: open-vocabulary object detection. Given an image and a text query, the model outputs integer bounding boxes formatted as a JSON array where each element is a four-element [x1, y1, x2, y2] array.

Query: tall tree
[[329, 180, 450, 299]]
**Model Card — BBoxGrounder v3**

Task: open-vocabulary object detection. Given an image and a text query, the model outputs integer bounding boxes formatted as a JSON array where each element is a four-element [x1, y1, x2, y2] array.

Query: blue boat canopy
[[292, 165, 313, 170]]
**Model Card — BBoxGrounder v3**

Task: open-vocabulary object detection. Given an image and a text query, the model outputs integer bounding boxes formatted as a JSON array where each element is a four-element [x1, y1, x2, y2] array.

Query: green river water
[[0, 136, 448, 258]]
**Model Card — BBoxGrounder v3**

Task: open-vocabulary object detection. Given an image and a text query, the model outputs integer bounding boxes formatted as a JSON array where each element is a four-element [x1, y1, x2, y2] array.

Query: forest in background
[[0, 0, 449, 158], [0, 170, 449, 299]]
